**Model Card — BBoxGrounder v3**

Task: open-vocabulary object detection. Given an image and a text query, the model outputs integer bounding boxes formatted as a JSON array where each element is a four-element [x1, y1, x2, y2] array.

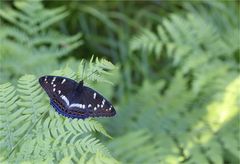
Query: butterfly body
[[39, 76, 116, 119]]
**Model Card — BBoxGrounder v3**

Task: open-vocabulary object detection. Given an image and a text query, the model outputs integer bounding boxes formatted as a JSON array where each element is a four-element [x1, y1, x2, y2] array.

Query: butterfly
[[39, 76, 116, 119]]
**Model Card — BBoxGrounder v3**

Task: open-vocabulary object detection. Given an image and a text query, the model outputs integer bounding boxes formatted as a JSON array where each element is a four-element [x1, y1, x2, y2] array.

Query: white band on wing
[[69, 103, 83, 108], [60, 95, 70, 106]]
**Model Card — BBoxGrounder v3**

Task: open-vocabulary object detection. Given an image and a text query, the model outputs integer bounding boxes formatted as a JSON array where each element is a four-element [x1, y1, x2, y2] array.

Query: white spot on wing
[[58, 90, 61, 94], [53, 88, 56, 92], [88, 104, 92, 108], [60, 95, 69, 106], [51, 77, 56, 85], [94, 107, 97, 111], [102, 99, 105, 105], [53, 84, 56, 87], [69, 103, 82, 108], [82, 105, 85, 109], [97, 104, 100, 108], [93, 92, 96, 99], [61, 79, 66, 84]]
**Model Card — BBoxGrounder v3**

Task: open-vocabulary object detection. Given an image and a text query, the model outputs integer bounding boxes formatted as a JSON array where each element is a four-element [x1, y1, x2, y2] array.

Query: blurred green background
[[0, 0, 239, 163]]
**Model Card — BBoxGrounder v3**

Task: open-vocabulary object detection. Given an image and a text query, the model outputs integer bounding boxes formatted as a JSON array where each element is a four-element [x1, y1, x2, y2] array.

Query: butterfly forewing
[[39, 76, 84, 118], [39, 75, 116, 119], [81, 86, 116, 117]]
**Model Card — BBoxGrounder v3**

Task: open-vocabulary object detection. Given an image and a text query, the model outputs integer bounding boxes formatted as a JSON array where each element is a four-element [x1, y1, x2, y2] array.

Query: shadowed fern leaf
[[130, 2, 238, 70], [104, 71, 239, 163], [0, 0, 83, 83]]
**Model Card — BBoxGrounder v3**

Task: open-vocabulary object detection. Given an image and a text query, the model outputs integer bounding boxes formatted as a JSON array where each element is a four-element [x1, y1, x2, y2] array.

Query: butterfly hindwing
[[39, 75, 116, 119]]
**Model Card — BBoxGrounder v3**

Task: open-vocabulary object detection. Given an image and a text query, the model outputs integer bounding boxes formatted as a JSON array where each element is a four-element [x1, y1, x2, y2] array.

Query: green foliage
[[58, 151, 120, 164], [105, 73, 239, 163], [0, 0, 83, 83], [97, 2, 238, 163], [130, 2, 239, 83], [78, 152, 119, 164], [0, 60, 118, 163]]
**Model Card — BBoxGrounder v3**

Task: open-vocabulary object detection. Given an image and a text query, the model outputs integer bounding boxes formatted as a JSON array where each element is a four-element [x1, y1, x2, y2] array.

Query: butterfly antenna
[[82, 60, 86, 80], [7, 110, 48, 159], [82, 69, 98, 82], [79, 60, 98, 82]]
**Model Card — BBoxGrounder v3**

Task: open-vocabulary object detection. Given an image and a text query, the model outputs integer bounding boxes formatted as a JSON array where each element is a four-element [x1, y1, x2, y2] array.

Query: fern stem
[[7, 110, 49, 159]]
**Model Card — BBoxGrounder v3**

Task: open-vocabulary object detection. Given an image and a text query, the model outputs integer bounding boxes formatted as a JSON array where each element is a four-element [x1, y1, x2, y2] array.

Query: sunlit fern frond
[[77, 56, 117, 84], [59, 151, 119, 164]]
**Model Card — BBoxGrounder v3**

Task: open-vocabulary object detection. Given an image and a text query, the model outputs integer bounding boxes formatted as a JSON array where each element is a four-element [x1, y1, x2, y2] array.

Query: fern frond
[[80, 152, 120, 164], [130, 29, 163, 58], [204, 77, 240, 162], [0, 0, 83, 83], [108, 130, 179, 163], [130, 3, 237, 72], [0, 83, 20, 156], [51, 133, 110, 162], [17, 75, 47, 118], [70, 119, 112, 138], [52, 66, 77, 80], [59, 151, 119, 164], [105, 68, 239, 163], [0, 1, 68, 34], [76, 57, 117, 84]]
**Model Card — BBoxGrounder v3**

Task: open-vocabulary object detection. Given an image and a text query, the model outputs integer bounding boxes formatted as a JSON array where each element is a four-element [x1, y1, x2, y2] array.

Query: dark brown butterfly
[[39, 76, 116, 119]]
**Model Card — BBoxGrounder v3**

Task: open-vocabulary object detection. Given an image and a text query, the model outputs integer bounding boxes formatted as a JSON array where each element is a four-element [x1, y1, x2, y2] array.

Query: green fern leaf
[[0, 83, 20, 155]]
